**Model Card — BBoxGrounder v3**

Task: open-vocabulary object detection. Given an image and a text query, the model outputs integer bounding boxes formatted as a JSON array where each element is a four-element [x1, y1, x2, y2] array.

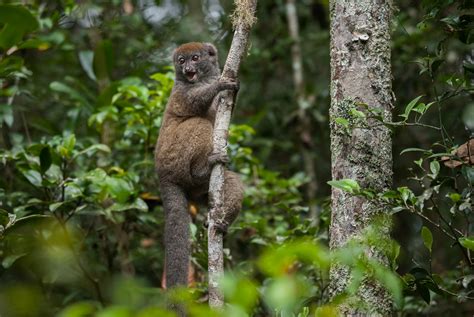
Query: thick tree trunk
[[208, 0, 257, 309], [329, 0, 393, 316]]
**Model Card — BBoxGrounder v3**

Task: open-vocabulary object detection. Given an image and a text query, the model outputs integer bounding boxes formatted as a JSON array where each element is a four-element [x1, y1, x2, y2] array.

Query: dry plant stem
[[208, 0, 257, 309]]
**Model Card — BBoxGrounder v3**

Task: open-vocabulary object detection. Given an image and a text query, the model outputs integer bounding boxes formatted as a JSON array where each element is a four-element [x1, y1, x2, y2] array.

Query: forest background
[[0, 0, 473, 316]]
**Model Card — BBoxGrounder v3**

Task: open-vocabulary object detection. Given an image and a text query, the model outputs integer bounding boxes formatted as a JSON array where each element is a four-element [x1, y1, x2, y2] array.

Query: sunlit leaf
[[315, 306, 339, 317], [57, 302, 98, 317], [334, 117, 349, 129], [95, 306, 132, 317], [136, 307, 175, 317], [448, 193, 461, 203], [327, 179, 360, 194], [459, 237, 474, 251], [221, 275, 258, 313]]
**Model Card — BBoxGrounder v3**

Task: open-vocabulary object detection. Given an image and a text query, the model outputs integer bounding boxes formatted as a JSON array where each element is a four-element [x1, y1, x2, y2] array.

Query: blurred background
[[0, 0, 472, 316]]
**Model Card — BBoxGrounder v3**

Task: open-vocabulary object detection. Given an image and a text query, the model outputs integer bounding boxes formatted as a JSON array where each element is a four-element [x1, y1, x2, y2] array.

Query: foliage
[[0, 0, 472, 316]]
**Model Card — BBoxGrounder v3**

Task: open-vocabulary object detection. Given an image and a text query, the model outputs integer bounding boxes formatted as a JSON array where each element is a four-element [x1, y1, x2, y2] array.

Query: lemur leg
[[214, 170, 244, 233]]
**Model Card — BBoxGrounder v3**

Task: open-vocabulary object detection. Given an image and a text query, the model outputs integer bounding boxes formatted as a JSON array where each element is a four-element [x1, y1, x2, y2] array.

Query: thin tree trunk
[[329, 0, 393, 316], [208, 0, 257, 309], [285, 0, 319, 224]]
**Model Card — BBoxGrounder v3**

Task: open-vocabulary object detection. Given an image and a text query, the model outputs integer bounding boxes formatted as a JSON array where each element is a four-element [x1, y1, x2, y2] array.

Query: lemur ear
[[172, 48, 179, 63], [203, 43, 217, 56]]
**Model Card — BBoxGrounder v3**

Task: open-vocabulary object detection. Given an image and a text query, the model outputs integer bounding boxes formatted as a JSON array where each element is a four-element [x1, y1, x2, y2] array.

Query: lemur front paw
[[214, 220, 229, 234], [204, 219, 229, 234], [218, 78, 239, 92], [208, 151, 230, 166]]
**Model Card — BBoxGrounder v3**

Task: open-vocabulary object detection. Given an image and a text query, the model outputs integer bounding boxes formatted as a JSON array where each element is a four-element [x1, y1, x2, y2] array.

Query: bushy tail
[[160, 182, 190, 288]]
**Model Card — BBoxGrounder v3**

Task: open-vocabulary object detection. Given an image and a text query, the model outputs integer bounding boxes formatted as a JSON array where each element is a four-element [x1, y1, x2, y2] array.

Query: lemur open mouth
[[186, 71, 197, 81]]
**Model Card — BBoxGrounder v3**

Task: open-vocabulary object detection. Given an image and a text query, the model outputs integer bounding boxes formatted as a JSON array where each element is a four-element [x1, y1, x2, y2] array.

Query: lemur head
[[173, 42, 220, 83]]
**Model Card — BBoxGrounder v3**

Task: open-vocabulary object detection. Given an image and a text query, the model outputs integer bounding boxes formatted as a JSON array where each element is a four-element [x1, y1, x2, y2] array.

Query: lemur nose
[[185, 66, 191, 72]]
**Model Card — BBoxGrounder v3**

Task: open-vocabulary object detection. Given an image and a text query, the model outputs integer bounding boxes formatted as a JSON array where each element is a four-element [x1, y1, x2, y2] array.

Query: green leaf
[[133, 198, 148, 212], [399, 147, 428, 155], [419, 284, 431, 304], [462, 166, 474, 185], [414, 158, 423, 168], [412, 102, 426, 114], [350, 108, 366, 118], [49, 202, 65, 212], [449, 193, 461, 203], [462, 103, 474, 131], [57, 302, 98, 317], [374, 266, 403, 307], [63, 134, 76, 153], [73, 144, 110, 158], [95, 306, 132, 317], [2, 253, 27, 268], [327, 179, 360, 194], [429, 160, 440, 178], [106, 177, 132, 203], [0, 5, 39, 49], [21, 169, 42, 187], [93, 40, 114, 83], [0, 56, 24, 77], [398, 187, 414, 203], [421, 226, 433, 252], [136, 307, 175, 317], [459, 237, 474, 251], [221, 276, 259, 313], [39, 146, 52, 174], [17, 38, 50, 50], [50, 82, 90, 107], [382, 190, 399, 199], [399, 95, 423, 120], [78, 50, 97, 81], [0, 103, 13, 127], [334, 117, 349, 129], [0, 209, 10, 227]]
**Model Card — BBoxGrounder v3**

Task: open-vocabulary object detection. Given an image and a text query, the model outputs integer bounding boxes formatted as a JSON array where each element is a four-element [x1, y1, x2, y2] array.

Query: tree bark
[[207, 0, 257, 309], [329, 0, 393, 316], [285, 0, 320, 224]]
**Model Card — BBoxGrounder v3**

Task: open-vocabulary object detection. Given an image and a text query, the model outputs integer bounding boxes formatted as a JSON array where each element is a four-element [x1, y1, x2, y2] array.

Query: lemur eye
[[192, 55, 199, 61], [178, 57, 185, 64]]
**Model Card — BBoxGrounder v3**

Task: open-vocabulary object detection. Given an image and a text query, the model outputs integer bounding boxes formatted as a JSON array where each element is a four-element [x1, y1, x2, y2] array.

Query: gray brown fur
[[155, 42, 244, 289]]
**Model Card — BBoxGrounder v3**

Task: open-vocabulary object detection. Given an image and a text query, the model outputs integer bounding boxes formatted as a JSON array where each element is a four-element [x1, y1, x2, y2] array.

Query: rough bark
[[329, 0, 393, 316], [285, 0, 319, 224], [207, 0, 257, 309]]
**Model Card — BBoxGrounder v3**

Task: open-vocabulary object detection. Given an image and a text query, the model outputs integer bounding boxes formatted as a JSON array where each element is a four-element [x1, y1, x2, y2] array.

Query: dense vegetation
[[0, 0, 472, 316]]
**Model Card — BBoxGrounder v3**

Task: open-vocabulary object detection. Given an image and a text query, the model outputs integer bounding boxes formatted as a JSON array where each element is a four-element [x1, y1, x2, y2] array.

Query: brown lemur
[[155, 42, 244, 288]]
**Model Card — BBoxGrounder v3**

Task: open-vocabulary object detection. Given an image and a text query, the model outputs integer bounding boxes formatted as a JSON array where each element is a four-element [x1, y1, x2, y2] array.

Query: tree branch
[[207, 0, 257, 309]]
